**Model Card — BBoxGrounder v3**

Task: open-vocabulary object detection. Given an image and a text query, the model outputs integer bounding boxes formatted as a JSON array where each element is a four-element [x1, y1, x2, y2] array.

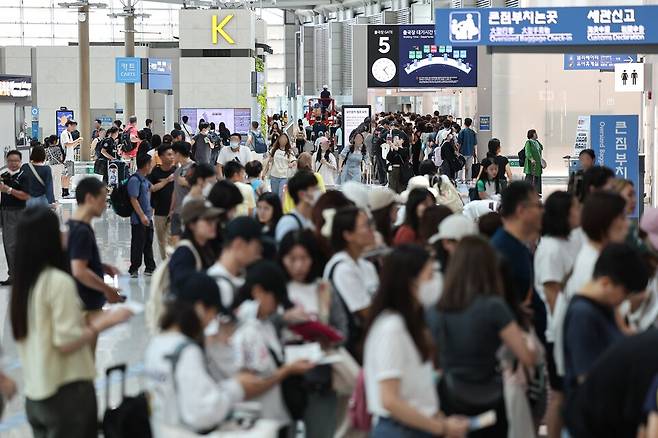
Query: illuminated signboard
[[0, 75, 31, 99], [435, 6, 658, 46], [141, 58, 173, 91]]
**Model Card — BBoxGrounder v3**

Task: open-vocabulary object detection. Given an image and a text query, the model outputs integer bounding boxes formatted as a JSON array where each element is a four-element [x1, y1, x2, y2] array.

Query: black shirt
[[148, 165, 176, 216], [493, 155, 509, 181], [67, 220, 105, 310], [0, 169, 28, 209], [100, 137, 117, 159]]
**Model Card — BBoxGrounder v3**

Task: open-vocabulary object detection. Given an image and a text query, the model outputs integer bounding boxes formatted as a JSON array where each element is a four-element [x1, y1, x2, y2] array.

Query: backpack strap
[[27, 163, 46, 187], [177, 239, 202, 270], [284, 213, 304, 231]]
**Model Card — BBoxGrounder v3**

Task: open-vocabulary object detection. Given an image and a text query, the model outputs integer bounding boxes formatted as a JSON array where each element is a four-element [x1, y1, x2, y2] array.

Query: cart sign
[[115, 57, 141, 83], [435, 6, 658, 46], [343, 105, 372, 147], [590, 114, 639, 216]]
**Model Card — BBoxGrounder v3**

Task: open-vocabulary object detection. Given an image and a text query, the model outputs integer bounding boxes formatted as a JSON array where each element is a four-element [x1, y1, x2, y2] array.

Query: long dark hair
[[477, 158, 501, 194], [271, 133, 292, 157], [278, 229, 325, 283], [371, 204, 396, 246], [438, 236, 504, 312], [257, 192, 283, 229], [542, 191, 574, 238], [366, 245, 431, 361], [181, 223, 215, 269], [330, 206, 362, 254], [404, 188, 434, 233], [349, 132, 366, 156], [11, 207, 68, 340], [315, 142, 333, 164], [159, 300, 203, 343]]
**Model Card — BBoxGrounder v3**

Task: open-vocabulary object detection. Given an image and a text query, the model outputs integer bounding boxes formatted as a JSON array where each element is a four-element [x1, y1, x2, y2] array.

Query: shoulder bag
[[28, 163, 46, 187]]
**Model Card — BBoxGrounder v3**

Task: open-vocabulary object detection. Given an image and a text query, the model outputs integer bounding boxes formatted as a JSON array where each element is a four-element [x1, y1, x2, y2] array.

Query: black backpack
[[95, 137, 112, 159], [110, 174, 137, 217], [518, 147, 526, 170], [120, 130, 136, 153]]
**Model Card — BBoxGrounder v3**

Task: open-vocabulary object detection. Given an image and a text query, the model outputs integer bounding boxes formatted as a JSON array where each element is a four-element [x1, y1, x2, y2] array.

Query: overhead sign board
[[141, 58, 173, 91], [614, 63, 646, 92], [368, 24, 477, 88], [178, 9, 255, 51], [343, 105, 372, 147], [0, 75, 31, 99], [115, 57, 141, 83], [564, 54, 636, 71], [435, 6, 658, 46]]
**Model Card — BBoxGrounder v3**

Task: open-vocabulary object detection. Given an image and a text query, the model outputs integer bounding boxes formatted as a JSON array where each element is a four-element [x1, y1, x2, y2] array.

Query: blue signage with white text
[[590, 114, 639, 217], [564, 54, 637, 71], [435, 6, 658, 47], [115, 57, 141, 83], [146, 58, 173, 90], [479, 115, 491, 131]]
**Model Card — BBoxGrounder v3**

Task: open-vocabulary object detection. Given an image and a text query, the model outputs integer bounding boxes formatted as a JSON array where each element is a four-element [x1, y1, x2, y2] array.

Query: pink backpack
[[348, 370, 372, 431]]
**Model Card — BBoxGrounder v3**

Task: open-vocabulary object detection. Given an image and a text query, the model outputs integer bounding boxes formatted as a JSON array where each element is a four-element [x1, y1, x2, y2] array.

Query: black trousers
[[130, 222, 155, 274]]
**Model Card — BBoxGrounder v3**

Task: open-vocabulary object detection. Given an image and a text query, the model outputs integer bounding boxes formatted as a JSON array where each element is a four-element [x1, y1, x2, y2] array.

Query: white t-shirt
[[218, 146, 252, 167], [534, 236, 576, 343], [323, 251, 379, 313], [182, 123, 195, 143], [287, 281, 321, 316], [231, 318, 290, 425], [553, 239, 600, 375], [144, 332, 244, 434], [364, 311, 439, 418], [313, 153, 338, 186], [60, 130, 75, 162], [274, 210, 314, 243], [207, 262, 245, 309], [269, 149, 295, 179]]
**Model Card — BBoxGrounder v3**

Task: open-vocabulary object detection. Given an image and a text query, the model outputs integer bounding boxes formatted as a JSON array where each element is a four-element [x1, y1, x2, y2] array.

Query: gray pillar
[[352, 24, 367, 105], [124, 7, 135, 123], [476, 46, 492, 161], [78, 4, 91, 161], [164, 93, 174, 133]]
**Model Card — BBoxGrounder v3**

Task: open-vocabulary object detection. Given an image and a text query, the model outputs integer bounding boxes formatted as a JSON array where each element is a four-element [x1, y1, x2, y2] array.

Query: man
[[224, 161, 256, 217], [113, 119, 123, 130], [0, 151, 29, 285], [170, 129, 184, 143], [169, 141, 195, 241], [567, 149, 595, 199], [275, 170, 319, 242], [217, 133, 251, 178], [207, 216, 263, 308], [245, 121, 267, 155], [60, 119, 83, 198], [491, 181, 546, 342], [143, 118, 153, 143], [563, 243, 648, 400], [435, 119, 453, 146], [128, 154, 155, 277], [68, 178, 123, 333], [320, 85, 331, 114], [192, 121, 214, 165], [312, 116, 328, 140], [457, 117, 478, 183], [92, 119, 102, 140], [122, 115, 141, 165], [148, 144, 177, 259], [181, 115, 195, 143]]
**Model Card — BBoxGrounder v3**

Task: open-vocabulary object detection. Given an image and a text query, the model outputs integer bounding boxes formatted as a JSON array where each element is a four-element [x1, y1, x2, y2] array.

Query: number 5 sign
[[368, 25, 400, 87]]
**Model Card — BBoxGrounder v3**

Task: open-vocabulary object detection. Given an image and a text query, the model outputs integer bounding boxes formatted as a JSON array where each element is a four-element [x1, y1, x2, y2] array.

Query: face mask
[[230, 141, 239, 149], [418, 272, 442, 308]]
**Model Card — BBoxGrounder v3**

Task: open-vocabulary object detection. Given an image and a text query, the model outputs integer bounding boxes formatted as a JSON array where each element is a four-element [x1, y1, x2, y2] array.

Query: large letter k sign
[[212, 15, 235, 44]]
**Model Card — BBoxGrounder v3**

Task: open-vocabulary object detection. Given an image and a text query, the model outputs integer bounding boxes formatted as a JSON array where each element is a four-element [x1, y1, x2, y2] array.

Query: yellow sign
[[212, 15, 235, 45]]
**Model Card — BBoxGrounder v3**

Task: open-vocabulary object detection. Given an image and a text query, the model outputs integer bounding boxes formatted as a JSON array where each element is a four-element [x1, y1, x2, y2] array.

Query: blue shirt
[[457, 127, 477, 156], [127, 172, 153, 225]]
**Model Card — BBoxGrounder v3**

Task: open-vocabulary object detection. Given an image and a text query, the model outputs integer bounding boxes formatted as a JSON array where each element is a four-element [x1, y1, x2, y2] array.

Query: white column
[[164, 93, 174, 133]]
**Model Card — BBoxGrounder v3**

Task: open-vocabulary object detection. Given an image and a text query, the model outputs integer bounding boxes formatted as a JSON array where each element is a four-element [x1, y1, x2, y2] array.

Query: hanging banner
[[435, 6, 658, 47], [590, 114, 639, 216]]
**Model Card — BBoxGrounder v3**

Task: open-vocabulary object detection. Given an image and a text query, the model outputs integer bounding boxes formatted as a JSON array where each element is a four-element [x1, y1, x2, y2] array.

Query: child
[[245, 160, 266, 197], [476, 158, 500, 200]]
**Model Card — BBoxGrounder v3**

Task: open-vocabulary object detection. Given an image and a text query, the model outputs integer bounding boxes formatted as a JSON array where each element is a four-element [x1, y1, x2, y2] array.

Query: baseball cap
[[173, 272, 223, 311], [181, 199, 224, 225], [368, 187, 401, 211], [224, 216, 263, 243], [428, 213, 477, 244], [640, 207, 658, 251], [244, 260, 293, 309], [400, 176, 438, 203], [342, 181, 369, 209]]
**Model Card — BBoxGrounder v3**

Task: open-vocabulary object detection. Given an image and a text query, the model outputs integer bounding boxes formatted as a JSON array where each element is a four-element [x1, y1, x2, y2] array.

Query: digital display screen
[[56, 109, 74, 137], [179, 108, 252, 134], [0, 75, 31, 99]]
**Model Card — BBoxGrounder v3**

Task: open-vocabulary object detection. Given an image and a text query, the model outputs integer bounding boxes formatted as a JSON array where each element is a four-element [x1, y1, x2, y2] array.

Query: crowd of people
[[1, 110, 658, 438]]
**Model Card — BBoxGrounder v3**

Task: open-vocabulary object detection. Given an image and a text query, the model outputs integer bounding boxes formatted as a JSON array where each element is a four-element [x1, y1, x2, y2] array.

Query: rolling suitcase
[[102, 364, 152, 438], [107, 160, 129, 188]]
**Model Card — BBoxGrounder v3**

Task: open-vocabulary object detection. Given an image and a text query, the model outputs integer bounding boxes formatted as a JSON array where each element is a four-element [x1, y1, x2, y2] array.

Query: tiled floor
[[0, 200, 162, 437]]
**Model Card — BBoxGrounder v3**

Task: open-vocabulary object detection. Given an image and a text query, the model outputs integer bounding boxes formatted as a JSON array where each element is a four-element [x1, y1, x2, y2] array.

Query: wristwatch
[[7, 188, 13, 195]]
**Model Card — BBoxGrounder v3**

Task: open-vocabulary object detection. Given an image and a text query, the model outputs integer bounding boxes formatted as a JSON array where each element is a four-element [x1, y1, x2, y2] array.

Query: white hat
[[400, 175, 438, 203], [428, 214, 477, 244], [368, 187, 401, 211], [342, 181, 370, 209]]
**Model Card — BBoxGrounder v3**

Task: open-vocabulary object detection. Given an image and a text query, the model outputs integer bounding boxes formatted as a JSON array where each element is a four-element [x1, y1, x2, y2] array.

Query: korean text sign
[[115, 57, 141, 84], [590, 115, 639, 217], [435, 6, 658, 46]]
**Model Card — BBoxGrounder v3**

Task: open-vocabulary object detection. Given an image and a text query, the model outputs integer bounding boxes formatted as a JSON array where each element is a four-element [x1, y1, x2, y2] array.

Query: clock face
[[371, 58, 396, 83]]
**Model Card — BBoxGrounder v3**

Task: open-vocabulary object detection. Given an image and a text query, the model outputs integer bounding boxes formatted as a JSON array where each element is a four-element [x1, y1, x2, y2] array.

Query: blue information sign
[[115, 57, 141, 83], [590, 115, 639, 216], [564, 54, 637, 71], [146, 58, 173, 90], [479, 115, 491, 131], [435, 6, 658, 47], [31, 121, 39, 140]]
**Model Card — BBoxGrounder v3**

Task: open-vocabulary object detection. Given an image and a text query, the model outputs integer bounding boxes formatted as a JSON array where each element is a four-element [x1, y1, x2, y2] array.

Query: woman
[[475, 158, 501, 200], [323, 206, 378, 360], [145, 272, 249, 436], [268, 122, 282, 147], [338, 132, 366, 184], [282, 152, 326, 214], [24, 146, 55, 208], [523, 129, 544, 194], [264, 133, 296, 199], [411, 131, 423, 176], [168, 199, 222, 290], [217, 122, 231, 146], [257, 192, 283, 239], [278, 230, 347, 437], [314, 137, 338, 186], [533, 191, 580, 438], [364, 245, 469, 438], [182, 163, 216, 206], [610, 179, 641, 248], [295, 119, 307, 152], [11, 206, 131, 438], [487, 138, 512, 189], [368, 187, 401, 247], [418, 205, 453, 244], [45, 135, 65, 200], [427, 236, 538, 438], [393, 188, 436, 246]]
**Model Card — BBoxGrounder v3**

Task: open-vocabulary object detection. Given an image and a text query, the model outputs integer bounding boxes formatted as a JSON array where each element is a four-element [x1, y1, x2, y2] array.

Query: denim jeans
[[26, 194, 49, 208], [371, 417, 434, 438], [270, 176, 287, 199]]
